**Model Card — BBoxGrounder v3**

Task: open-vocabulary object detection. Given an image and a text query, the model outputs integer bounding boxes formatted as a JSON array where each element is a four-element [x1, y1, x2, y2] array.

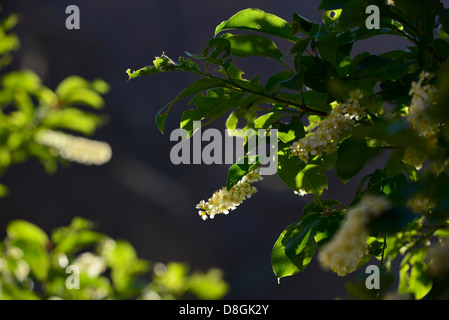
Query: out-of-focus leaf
[[7, 220, 49, 248]]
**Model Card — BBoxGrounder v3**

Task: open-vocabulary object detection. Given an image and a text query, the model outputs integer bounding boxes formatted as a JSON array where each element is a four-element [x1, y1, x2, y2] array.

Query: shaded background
[[0, 0, 441, 299]]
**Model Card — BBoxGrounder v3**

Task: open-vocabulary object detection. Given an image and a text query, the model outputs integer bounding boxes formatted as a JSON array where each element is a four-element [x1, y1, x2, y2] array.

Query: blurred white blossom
[[407, 71, 438, 137], [73, 252, 107, 278], [35, 129, 112, 166], [319, 195, 391, 276]]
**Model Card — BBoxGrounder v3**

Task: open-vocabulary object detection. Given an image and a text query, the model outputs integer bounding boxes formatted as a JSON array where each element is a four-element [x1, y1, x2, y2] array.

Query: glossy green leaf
[[181, 90, 243, 136], [226, 155, 260, 190], [271, 224, 302, 279], [277, 117, 305, 144], [277, 147, 328, 196], [399, 249, 433, 300], [284, 213, 321, 262], [301, 56, 335, 92], [336, 135, 369, 181], [279, 70, 305, 90], [254, 112, 283, 129], [226, 34, 284, 62], [215, 8, 297, 41], [302, 91, 331, 113], [155, 78, 227, 134], [291, 13, 319, 36], [335, 0, 370, 31]]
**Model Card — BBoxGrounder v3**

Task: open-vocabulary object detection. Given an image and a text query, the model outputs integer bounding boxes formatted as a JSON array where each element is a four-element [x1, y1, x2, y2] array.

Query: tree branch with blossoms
[[127, 1, 449, 300]]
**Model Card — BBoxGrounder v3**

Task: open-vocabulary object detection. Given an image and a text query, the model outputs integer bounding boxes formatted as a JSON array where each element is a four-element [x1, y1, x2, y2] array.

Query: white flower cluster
[[35, 129, 112, 166], [406, 193, 435, 214], [318, 195, 391, 276], [408, 71, 438, 137], [428, 243, 449, 278], [73, 252, 107, 278], [196, 169, 263, 220], [290, 90, 366, 163]]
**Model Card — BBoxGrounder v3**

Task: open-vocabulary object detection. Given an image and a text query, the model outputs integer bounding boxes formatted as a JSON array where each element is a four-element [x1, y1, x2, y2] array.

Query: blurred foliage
[[0, 217, 228, 300], [128, 0, 449, 299], [0, 7, 111, 198], [0, 8, 228, 300]]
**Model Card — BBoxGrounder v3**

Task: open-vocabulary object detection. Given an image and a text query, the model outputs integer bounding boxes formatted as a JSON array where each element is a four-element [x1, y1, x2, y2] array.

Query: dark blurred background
[[0, 0, 443, 299]]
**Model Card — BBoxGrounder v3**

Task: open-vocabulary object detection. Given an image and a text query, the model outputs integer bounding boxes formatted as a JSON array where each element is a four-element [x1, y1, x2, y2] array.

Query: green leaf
[[399, 249, 433, 299], [215, 8, 297, 41], [254, 112, 283, 129], [336, 135, 369, 181], [126, 56, 200, 80], [315, 33, 339, 66], [277, 117, 305, 144], [271, 224, 302, 279], [155, 78, 227, 134], [0, 183, 9, 197], [181, 90, 243, 136], [401, 162, 419, 182], [291, 13, 319, 37], [42, 108, 103, 135], [55, 76, 89, 99], [54, 230, 105, 254], [314, 211, 345, 246], [335, 0, 370, 31], [55, 76, 107, 109], [265, 71, 294, 91], [284, 213, 321, 262], [225, 111, 239, 131], [188, 269, 229, 300], [226, 34, 284, 62], [289, 37, 311, 55], [102, 240, 148, 293], [279, 70, 305, 90], [2, 70, 41, 93], [301, 56, 336, 92], [277, 147, 328, 196], [226, 155, 260, 190], [302, 91, 331, 113], [7, 220, 49, 247], [19, 243, 50, 281], [369, 206, 417, 235]]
